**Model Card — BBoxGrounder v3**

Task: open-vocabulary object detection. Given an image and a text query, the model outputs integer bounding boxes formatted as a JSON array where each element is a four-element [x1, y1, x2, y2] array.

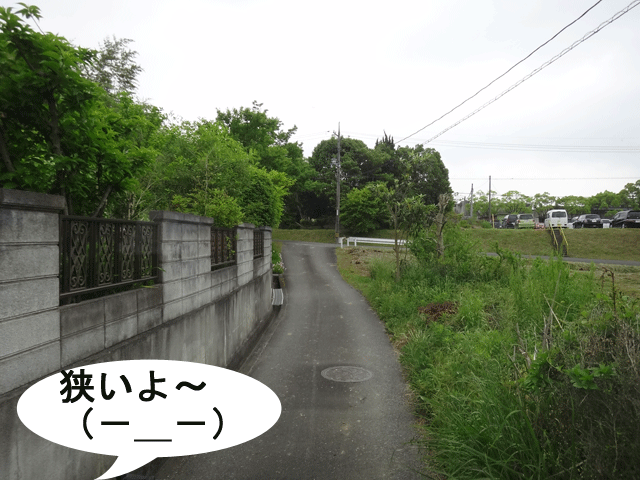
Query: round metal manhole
[[321, 366, 373, 383]]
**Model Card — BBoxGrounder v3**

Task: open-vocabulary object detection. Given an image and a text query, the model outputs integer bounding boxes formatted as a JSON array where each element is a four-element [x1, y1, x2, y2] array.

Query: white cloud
[[21, 0, 640, 198]]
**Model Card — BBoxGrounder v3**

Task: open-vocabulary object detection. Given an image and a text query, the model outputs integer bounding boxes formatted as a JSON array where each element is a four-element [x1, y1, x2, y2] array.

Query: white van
[[544, 209, 568, 228]]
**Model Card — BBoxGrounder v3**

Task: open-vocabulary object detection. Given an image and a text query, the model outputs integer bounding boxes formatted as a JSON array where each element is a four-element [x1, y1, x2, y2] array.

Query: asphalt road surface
[[157, 241, 425, 479]]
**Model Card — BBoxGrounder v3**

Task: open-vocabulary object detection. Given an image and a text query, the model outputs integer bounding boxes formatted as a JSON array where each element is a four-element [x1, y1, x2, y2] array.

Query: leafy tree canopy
[[394, 145, 452, 205], [340, 184, 387, 235], [308, 136, 387, 197], [0, 5, 159, 216], [618, 180, 640, 210], [501, 190, 532, 214], [216, 101, 302, 174], [134, 118, 291, 227], [80, 36, 142, 96]]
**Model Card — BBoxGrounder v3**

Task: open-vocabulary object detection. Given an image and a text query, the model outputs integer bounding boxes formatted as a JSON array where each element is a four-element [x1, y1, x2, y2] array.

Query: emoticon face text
[[17, 360, 281, 479]]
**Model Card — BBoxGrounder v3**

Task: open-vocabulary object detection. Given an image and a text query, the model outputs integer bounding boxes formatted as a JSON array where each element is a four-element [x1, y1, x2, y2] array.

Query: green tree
[[216, 101, 301, 173], [473, 190, 499, 218], [144, 119, 291, 227], [309, 135, 384, 196], [149, 120, 253, 209], [619, 180, 640, 209], [394, 145, 452, 206], [104, 96, 165, 219], [373, 131, 397, 182], [216, 101, 306, 227], [586, 190, 623, 211], [341, 184, 387, 235], [557, 195, 588, 216], [306, 137, 451, 226], [171, 188, 243, 228], [0, 5, 156, 216], [373, 179, 431, 281], [80, 36, 142, 96], [501, 190, 531, 214], [532, 192, 557, 220], [241, 167, 293, 227]]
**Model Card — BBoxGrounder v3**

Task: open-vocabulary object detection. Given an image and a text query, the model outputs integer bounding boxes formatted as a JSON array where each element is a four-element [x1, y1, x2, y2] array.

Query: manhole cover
[[321, 366, 373, 383]]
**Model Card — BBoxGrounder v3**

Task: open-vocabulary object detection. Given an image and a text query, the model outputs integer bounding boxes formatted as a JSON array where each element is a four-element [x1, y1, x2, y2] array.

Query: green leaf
[[41, 50, 61, 60], [40, 59, 60, 72]]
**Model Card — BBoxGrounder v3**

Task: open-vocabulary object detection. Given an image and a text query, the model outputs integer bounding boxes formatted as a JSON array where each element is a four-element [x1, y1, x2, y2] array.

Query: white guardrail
[[339, 237, 406, 248]]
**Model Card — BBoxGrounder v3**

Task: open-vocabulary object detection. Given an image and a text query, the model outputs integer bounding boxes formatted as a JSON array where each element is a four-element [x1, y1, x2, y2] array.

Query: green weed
[[336, 222, 640, 479]]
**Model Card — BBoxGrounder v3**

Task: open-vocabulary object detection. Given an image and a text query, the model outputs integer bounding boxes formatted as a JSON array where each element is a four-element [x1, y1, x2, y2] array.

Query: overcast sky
[[21, 0, 640, 200]]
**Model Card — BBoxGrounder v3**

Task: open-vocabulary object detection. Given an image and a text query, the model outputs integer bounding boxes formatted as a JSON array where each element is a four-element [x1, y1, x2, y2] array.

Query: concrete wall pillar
[[0, 189, 65, 394], [149, 211, 214, 323], [256, 226, 272, 277], [236, 223, 255, 287]]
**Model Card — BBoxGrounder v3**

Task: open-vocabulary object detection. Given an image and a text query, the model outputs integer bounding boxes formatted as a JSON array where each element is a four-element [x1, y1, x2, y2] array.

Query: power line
[[421, 0, 640, 146], [396, 0, 605, 144], [451, 176, 639, 181], [313, 130, 640, 154], [429, 139, 640, 153]]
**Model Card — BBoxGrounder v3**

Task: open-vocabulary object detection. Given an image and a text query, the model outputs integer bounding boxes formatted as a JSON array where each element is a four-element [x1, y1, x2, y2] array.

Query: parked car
[[544, 209, 569, 228], [574, 214, 602, 228], [601, 219, 611, 228], [611, 210, 640, 228], [516, 213, 535, 228], [501, 214, 518, 229]]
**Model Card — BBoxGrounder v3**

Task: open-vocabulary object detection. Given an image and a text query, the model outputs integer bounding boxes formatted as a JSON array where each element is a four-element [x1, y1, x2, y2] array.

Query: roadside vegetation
[[469, 228, 640, 262], [272, 241, 284, 274], [336, 224, 640, 479], [274, 227, 640, 262]]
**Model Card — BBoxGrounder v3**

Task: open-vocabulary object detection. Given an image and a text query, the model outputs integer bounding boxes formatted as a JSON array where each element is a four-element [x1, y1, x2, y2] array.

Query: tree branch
[[91, 184, 113, 217], [45, 91, 63, 156], [0, 118, 15, 173]]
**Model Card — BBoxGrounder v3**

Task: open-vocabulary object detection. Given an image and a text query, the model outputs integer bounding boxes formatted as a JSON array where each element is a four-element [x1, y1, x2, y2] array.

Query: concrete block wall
[[149, 210, 216, 323], [58, 287, 164, 368], [0, 190, 65, 395], [236, 223, 255, 287], [255, 225, 272, 278], [0, 189, 273, 480]]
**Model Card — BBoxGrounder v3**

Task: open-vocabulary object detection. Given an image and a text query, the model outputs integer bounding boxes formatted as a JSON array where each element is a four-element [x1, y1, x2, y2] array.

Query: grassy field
[[470, 227, 640, 261], [335, 242, 640, 478], [275, 227, 640, 299], [274, 227, 640, 262]]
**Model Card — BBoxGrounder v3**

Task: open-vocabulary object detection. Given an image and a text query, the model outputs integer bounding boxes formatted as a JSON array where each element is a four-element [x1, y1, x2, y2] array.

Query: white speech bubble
[[17, 360, 281, 479]]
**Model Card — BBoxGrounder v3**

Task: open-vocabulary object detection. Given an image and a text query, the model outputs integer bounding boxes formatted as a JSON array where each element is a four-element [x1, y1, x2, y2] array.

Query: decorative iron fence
[[253, 229, 264, 258], [60, 216, 158, 304], [211, 227, 237, 270]]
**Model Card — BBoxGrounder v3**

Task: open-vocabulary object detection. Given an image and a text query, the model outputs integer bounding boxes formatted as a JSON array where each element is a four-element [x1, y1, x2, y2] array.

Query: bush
[[342, 222, 640, 479], [171, 188, 243, 228], [340, 185, 387, 235], [409, 223, 493, 283], [241, 168, 293, 228]]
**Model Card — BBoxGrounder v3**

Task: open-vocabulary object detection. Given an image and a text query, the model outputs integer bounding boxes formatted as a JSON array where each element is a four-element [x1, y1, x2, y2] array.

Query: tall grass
[[339, 223, 640, 479]]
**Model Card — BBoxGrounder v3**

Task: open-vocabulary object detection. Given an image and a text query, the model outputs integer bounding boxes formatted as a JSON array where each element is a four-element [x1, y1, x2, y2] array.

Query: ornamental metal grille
[[253, 229, 264, 258], [60, 216, 158, 304], [211, 227, 237, 270]]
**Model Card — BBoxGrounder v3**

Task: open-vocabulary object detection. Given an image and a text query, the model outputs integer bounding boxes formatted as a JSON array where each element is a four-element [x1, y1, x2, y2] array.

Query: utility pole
[[488, 175, 492, 227], [335, 123, 341, 239], [469, 183, 474, 220]]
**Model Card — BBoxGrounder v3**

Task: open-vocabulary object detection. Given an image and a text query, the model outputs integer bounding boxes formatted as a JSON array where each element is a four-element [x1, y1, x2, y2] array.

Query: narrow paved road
[[157, 241, 425, 479]]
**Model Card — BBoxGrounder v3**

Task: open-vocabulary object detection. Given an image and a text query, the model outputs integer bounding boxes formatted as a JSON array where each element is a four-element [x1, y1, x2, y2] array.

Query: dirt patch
[[418, 301, 458, 323], [340, 247, 386, 277]]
